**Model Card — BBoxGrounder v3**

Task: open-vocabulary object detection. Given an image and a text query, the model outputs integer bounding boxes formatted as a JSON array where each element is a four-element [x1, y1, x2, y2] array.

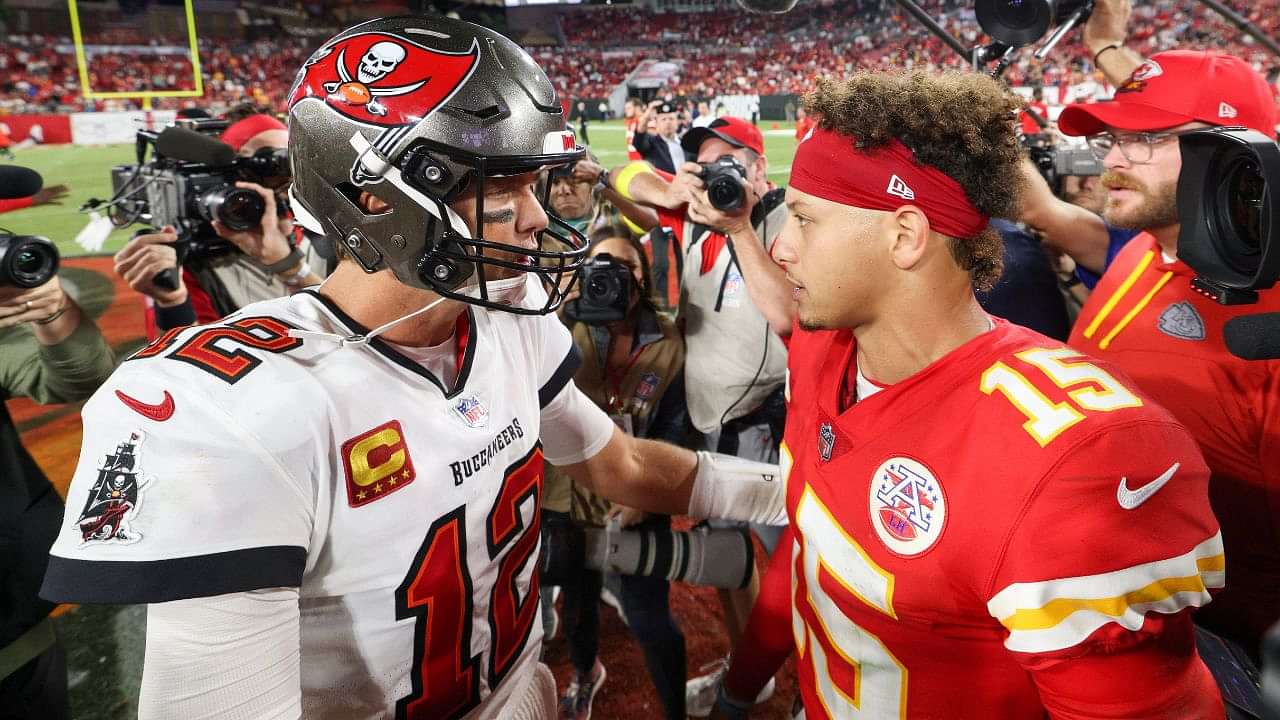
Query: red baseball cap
[[1058, 50, 1277, 137], [681, 116, 765, 157]]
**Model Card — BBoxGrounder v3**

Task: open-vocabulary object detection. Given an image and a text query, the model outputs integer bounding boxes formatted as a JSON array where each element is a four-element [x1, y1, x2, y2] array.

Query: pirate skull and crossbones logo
[[322, 41, 427, 117]]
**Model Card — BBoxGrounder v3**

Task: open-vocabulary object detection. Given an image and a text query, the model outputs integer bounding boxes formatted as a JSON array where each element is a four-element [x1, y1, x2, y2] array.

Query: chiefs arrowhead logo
[[288, 32, 480, 128], [1118, 59, 1163, 94]]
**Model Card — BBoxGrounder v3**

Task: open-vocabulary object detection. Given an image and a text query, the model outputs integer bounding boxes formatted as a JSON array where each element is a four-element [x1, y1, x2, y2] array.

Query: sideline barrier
[[0, 114, 72, 144]]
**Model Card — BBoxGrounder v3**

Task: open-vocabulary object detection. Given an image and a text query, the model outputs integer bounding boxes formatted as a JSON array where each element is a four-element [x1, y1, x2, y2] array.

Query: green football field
[[4, 119, 800, 258]]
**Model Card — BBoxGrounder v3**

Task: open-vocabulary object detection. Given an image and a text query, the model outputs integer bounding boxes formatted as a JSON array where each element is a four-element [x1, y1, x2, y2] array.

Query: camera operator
[[543, 224, 689, 720], [113, 109, 327, 337], [1045, 48, 1279, 658], [607, 115, 790, 715], [632, 101, 686, 174], [1, 275, 115, 720]]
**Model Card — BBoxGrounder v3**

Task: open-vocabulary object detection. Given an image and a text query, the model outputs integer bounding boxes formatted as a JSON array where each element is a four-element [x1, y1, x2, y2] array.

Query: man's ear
[[358, 191, 391, 214], [888, 206, 931, 271]]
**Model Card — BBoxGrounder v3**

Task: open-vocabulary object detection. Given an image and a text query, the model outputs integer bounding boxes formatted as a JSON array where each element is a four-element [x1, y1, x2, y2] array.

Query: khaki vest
[[679, 199, 789, 432]]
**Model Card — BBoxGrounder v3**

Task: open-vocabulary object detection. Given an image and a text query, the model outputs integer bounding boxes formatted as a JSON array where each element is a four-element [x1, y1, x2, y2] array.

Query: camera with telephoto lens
[[1176, 127, 1280, 306], [100, 118, 289, 259], [566, 252, 632, 325], [975, 0, 1094, 47], [1023, 133, 1103, 195], [699, 155, 750, 213], [0, 231, 59, 289]]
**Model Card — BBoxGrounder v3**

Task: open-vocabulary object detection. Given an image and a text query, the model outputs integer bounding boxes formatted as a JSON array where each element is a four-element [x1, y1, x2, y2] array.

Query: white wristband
[[687, 450, 788, 526]]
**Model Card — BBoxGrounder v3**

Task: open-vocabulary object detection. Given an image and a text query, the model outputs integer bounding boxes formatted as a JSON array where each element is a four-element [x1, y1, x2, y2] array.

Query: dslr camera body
[[0, 231, 58, 289], [699, 155, 751, 213], [105, 118, 289, 258], [566, 252, 633, 325], [1024, 133, 1103, 195]]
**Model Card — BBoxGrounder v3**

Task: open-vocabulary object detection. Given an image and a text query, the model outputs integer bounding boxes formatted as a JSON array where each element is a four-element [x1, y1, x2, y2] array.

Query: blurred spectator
[[632, 101, 685, 174], [794, 106, 814, 142], [0, 276, 115, 720], [1019, 87, 1050, 136]]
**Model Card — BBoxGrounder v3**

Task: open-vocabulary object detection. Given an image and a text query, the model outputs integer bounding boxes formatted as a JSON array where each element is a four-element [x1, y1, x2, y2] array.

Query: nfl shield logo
[[453, 395, 489, 428], [635, 372, 660, 401], [818, 423, 835, 462]]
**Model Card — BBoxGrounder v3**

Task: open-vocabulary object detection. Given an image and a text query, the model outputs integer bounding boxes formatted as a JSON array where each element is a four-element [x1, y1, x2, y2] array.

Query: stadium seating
[[0, 0, 1276, 117]]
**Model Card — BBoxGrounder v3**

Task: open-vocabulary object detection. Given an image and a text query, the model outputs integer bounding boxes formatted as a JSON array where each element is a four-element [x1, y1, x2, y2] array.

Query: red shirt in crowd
[[1019, 100, 1050, 135]]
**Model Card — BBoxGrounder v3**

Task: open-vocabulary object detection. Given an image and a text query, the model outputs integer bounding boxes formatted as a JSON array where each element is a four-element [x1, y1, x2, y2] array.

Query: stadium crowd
[[3, 0, 1278, 116]]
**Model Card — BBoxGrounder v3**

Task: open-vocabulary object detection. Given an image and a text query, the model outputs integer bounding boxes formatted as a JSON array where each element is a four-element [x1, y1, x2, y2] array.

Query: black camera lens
[[1215, 156, 1266, 276], [707, 176, 746, 212], [586, 272, 621, 304], [199, 186, 266, 231], [0, 234, 60, 289], [975, 0, 1090, 47]]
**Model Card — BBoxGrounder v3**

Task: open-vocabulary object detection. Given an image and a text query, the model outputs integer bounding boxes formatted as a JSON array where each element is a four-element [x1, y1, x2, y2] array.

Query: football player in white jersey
[[39, 16, 786, 720]]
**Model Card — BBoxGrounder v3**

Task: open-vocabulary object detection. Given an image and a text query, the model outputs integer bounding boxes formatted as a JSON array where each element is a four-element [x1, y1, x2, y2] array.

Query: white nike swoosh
[[1117, 462, 1181, 510]]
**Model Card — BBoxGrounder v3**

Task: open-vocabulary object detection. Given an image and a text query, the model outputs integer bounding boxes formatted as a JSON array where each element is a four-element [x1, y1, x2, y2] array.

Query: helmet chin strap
[[288, 293, 451, 348], [287, 274, 530, 349]]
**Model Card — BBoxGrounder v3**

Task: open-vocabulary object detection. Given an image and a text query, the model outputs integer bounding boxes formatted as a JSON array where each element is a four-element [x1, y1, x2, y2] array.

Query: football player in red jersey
[[714, 70, 1226, 719]]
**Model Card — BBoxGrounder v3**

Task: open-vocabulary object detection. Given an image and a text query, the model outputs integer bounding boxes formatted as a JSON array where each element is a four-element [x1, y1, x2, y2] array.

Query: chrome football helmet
[[287, 15, 587, 314]]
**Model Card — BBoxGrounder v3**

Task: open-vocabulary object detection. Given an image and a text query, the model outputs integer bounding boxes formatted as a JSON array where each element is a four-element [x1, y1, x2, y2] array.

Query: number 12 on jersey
[[980, 347, 1142, 446], [395, 447, 543, 720]]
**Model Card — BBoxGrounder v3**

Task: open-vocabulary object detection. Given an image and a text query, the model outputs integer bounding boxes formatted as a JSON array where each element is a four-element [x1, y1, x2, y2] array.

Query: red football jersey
[[784, 319, 1225, 719], [1069, 233, 1280, 648]]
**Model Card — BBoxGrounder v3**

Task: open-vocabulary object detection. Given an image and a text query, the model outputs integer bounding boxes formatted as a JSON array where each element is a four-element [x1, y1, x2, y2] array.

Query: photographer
[[113, 109, 327, 336], [607, 115, 790, 714], [544, 225, 688, 720], [1, 275, 114, 720], [1051, 48, 1280, 658], [545, 151, 658, 238]]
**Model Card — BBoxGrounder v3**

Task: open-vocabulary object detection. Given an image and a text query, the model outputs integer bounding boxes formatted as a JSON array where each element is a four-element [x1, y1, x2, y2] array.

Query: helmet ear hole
[[338, 183, 392, 216]]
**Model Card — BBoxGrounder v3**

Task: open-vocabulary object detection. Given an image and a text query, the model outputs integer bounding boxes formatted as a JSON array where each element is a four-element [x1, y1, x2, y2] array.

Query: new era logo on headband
[[886, 175, 915, 201], [1218, 102, 1238, 119]]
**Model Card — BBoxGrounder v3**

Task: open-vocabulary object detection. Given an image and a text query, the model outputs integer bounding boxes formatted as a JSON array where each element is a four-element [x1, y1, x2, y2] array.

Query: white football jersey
[[43, 287, 611, 719]]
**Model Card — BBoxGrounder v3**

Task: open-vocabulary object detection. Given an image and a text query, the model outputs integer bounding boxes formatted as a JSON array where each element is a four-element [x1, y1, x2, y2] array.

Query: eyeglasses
[[1086, 129, 1201, 165]]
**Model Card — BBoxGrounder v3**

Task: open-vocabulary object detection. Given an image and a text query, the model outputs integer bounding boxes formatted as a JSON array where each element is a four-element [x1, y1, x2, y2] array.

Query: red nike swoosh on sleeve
[[115, 389, 175, 422]]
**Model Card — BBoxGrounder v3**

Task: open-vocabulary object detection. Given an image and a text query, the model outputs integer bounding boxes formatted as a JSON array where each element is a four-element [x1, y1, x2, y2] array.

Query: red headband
[[790, 127, 989, 239], [220, 114, 286, 152]]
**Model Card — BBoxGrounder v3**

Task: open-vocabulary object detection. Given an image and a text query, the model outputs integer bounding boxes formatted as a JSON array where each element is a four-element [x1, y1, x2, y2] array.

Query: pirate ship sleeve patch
[[40, 372, 315, 604]]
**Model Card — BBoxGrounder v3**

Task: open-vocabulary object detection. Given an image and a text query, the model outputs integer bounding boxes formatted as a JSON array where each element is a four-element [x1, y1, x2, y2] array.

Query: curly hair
[[803, 70, 1023, 290]]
